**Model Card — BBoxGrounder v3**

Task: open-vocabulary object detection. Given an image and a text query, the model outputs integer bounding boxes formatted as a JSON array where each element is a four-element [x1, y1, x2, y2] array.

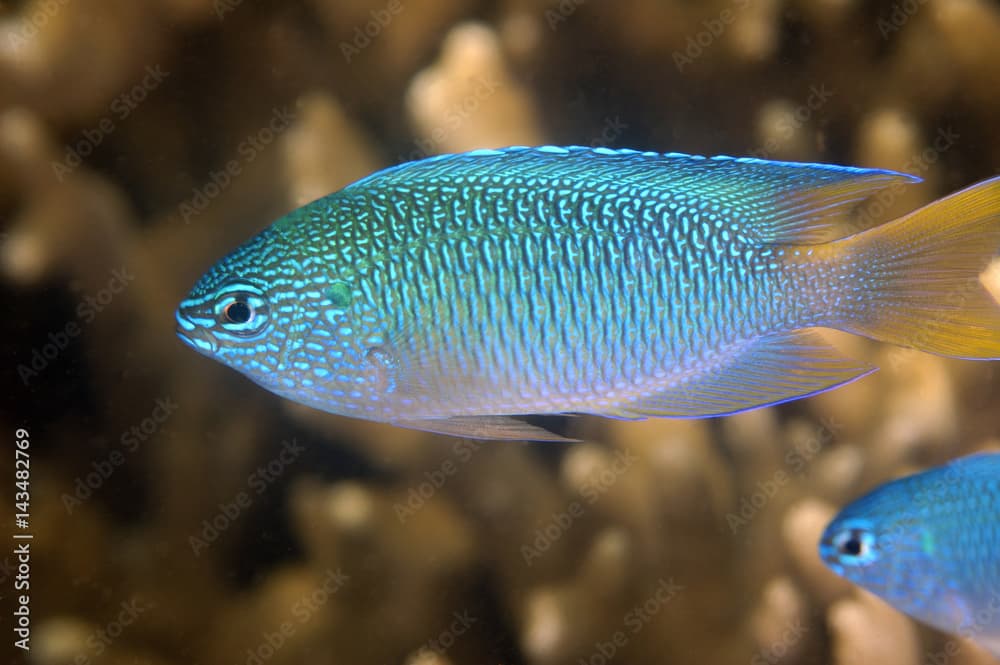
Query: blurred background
[[2, 0, 1000, 664]]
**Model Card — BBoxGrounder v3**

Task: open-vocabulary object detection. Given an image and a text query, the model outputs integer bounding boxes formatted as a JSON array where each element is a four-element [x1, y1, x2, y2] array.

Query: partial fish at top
[[175, 146, 1000, 440]]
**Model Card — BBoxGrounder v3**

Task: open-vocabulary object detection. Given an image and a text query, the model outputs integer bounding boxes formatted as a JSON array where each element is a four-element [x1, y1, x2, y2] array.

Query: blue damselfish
[[820, 453, 1000, 655], [175, 146, 1000, 440]]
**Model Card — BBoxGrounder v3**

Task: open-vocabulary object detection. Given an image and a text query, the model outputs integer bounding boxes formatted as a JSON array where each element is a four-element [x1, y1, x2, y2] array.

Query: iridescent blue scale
[[276, 148, 862, 419], [265, 150, 812, 419]]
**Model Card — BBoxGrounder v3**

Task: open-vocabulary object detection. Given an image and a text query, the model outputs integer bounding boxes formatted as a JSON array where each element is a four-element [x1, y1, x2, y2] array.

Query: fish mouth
[[175, 309, 218, 355]]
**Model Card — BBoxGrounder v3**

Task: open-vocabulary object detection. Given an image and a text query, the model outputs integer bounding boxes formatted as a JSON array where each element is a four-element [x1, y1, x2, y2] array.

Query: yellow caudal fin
[[837, 176, 1000, 359]]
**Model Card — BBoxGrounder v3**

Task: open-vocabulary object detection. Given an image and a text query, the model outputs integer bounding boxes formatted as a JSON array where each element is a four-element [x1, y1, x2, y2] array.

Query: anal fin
[[392, 415, 578, 442], [596, 329, 875, 419]]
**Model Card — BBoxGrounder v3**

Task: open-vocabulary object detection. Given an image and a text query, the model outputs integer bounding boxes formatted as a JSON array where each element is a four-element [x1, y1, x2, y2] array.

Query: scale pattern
[[177, 146, 941, 428], [274, 147, 859, 418]]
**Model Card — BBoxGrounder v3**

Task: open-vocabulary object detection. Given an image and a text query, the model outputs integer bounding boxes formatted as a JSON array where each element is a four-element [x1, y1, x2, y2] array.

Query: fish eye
[[214, 287, 270, 337], [224, 300, 253, 324], [832, 527, 876, 562]]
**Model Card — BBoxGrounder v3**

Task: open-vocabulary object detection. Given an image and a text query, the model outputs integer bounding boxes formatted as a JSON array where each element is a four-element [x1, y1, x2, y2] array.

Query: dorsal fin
[[345, 146, 921, 244], [741, 161, 919, 244]]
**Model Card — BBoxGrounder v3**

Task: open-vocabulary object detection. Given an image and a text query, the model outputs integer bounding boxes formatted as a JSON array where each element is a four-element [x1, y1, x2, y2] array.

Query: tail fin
[[838, 176, 1000, 359]]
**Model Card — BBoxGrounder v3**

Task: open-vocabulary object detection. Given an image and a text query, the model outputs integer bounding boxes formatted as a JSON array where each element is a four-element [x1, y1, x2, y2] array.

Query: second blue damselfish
[[821, 453, 1000, 656]]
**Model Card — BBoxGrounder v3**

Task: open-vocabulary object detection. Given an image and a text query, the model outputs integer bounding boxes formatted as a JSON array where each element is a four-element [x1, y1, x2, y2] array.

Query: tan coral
[[405, 22, 544, 155]]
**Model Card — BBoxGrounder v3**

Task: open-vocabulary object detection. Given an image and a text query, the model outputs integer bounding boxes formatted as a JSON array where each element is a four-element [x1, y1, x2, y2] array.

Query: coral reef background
[[3, 0, 1000, 664]]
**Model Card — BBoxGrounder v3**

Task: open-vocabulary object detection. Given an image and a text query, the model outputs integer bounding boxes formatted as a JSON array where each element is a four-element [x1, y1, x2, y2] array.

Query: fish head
[[175, 224, 309, 393], [176, 211, 396, 417], [819, 477, 943, 618]]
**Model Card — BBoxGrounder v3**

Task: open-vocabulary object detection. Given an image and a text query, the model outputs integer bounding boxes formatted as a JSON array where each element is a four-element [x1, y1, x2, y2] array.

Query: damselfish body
[[820, 453, 1000, 656], [175, 146, 1000, 440]]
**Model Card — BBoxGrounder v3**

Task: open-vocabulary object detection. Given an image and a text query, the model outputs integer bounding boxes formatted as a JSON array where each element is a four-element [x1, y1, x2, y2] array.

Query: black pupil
[[841, 532, 863, 556], [225, 300, 253, 324]]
